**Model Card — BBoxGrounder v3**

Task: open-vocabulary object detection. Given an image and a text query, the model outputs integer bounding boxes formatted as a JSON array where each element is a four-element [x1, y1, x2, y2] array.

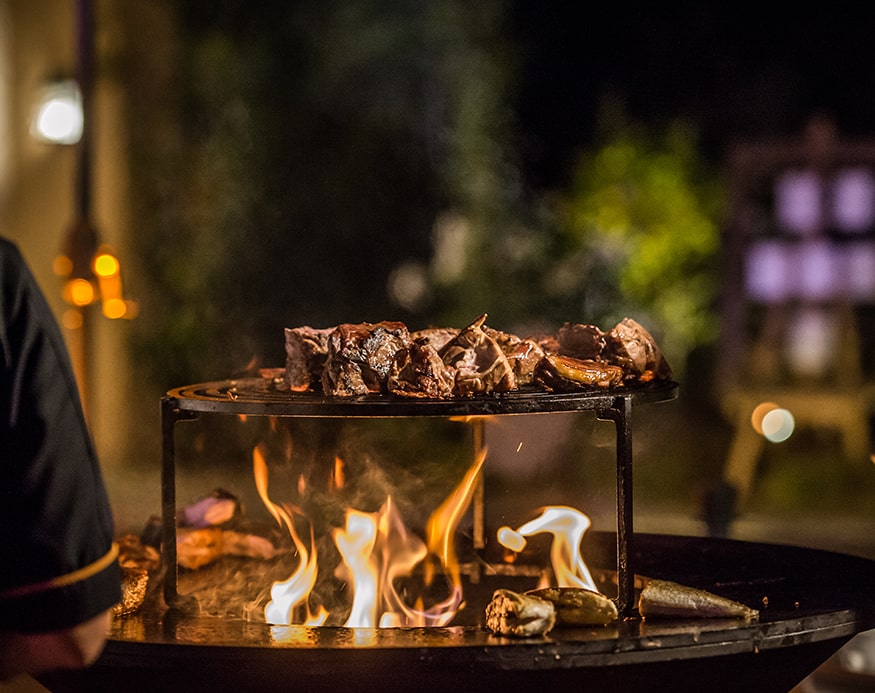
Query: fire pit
[[39, 377, 875, 693]]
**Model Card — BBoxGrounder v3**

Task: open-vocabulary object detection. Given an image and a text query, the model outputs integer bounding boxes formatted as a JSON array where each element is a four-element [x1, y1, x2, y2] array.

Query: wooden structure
[[718, 118, 875, 506]]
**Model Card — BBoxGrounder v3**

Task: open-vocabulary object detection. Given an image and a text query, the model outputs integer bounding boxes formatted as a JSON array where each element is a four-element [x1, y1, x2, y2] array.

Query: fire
[[253, 437, 485, 628], [253, 444, 327, 626], [251, 420, 597, 630], [497, 505, 598, 592]]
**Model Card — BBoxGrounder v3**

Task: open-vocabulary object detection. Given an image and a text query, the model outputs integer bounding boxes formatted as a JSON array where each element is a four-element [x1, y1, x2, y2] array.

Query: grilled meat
[[281, 314, 671, 398], [321, 322, 411, 396], [604, 318, 672, 383], [284, 326, 332, 391], [557, 322, 606, 360], [387, 338, 456, 399], [484, 327, 546, 386], [439, 314, 517, 396]]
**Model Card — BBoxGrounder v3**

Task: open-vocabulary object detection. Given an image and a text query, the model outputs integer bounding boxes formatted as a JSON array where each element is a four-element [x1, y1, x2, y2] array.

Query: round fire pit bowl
[[40, 532, 875, 693]]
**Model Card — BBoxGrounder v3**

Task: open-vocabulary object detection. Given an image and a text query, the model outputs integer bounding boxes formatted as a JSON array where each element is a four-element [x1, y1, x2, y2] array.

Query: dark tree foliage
[[123, 0, 516, 386]]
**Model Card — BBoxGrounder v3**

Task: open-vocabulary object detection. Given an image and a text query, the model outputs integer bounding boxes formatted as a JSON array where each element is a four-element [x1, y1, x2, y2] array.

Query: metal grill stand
[[159, 378, 678, 617]]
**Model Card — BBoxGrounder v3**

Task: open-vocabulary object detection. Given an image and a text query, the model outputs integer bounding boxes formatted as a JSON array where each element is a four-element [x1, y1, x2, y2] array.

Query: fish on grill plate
[[638, 579, 759, 620]]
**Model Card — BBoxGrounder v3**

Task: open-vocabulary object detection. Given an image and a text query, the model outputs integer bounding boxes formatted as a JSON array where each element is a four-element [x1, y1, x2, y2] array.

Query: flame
[[498, 505, 597, 592], [334, 509, 381, 627], [332, 456, 345, 490], [253, 444, 327, 625], [254, 435, 485, 628], [424, 446, 487, 586]]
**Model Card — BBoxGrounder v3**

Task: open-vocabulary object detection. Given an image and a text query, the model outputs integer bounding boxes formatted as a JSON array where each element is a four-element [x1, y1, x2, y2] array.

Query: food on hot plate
[[534, 353, 625, 391], [484, 588, 556, 637], [638, 579, 759, 620], [527, 586, 618, 626], [484, 586, 620, 636], [387, 337, 455, 399], [176, 528, 282, 570], [282, 313, 672, 398], [605, 317, 673, 383], [284, 326, 332, 391], [438, 314, 517, 396], [114, 533, 161, 616], [321, 321, 411, 396]]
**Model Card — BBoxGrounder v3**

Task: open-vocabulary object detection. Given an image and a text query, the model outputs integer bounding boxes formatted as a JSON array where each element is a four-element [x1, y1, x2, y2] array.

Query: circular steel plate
[[165, 377, 679, 418]]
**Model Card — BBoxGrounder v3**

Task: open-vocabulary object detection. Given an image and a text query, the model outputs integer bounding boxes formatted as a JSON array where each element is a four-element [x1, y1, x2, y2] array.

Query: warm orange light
[[101, 297, 127, 319], [253, 444, 326, 627], [93, 251, 120, 278], [750, 402, 779, 435], [64, 278, 95, 306], [61, 308, 83, 330], [53, 255, 73, 277]]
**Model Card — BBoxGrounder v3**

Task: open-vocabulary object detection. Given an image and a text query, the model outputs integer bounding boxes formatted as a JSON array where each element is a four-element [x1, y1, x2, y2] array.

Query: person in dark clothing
[[0, 237, 120, 678]]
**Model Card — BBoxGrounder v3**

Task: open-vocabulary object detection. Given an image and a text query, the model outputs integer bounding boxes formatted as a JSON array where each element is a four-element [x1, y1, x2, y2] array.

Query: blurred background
[[2, 1, 875, 687]]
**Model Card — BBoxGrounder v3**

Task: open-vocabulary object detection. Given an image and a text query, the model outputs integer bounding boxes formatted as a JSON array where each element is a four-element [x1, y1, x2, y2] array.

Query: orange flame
[[254, 433, 486, 628], [253, 444, 327, 625]]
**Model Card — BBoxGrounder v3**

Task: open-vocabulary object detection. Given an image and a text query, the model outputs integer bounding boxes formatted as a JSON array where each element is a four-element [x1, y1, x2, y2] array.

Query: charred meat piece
[[321, 322, 411, 396], [604, 317, 672, 383], [410, 327, 459, 352], [484, 589, 556, 637], [557, 322, 606, 360], [534, 353, 625, 391], [638, 579, 759, 620], [284, 326, 332, 392], [439, 314, 517, 396], [387, 338, 456, 399], [484, 327, 546, 386], [526, 587, 618, 627]]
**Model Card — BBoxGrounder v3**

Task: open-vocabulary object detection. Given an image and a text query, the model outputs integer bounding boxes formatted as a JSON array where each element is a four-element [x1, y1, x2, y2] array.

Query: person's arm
[[0, 608, 112, 679], [0, 238, 121, 678]]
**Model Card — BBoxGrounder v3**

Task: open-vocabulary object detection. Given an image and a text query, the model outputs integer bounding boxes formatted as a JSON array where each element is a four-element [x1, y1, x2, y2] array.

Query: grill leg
[[161, 397, 198, 611], [598, 395, 635, 617]]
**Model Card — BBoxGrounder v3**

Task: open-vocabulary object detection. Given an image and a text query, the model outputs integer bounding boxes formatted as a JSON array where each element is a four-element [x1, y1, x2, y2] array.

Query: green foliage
[[555, 112, 724, 370]]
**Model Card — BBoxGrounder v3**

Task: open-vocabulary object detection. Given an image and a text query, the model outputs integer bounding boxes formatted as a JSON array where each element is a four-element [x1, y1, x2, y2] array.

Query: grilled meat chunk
[[284, 326, 332, 391], [638, 579, 759, 620], [604, 317, 672, 383], [484, 327, 546, 386], [321, 322, 411, 396], [410, 327, 459, 352], [387, 338, 456, 399], [526, 587, 618, 627], [557, 322, 606, 360], [439, 314, 516, 396], [484, 589, 556, 637]]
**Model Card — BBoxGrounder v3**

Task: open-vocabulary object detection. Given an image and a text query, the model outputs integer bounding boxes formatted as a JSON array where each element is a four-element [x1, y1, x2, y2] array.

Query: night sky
[[510, 3, 875, 188]]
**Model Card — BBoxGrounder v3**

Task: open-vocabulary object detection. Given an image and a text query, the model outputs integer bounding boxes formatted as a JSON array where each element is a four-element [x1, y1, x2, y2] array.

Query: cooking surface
[[165, 377, 679, 417], [101, 532, 875, 662]]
